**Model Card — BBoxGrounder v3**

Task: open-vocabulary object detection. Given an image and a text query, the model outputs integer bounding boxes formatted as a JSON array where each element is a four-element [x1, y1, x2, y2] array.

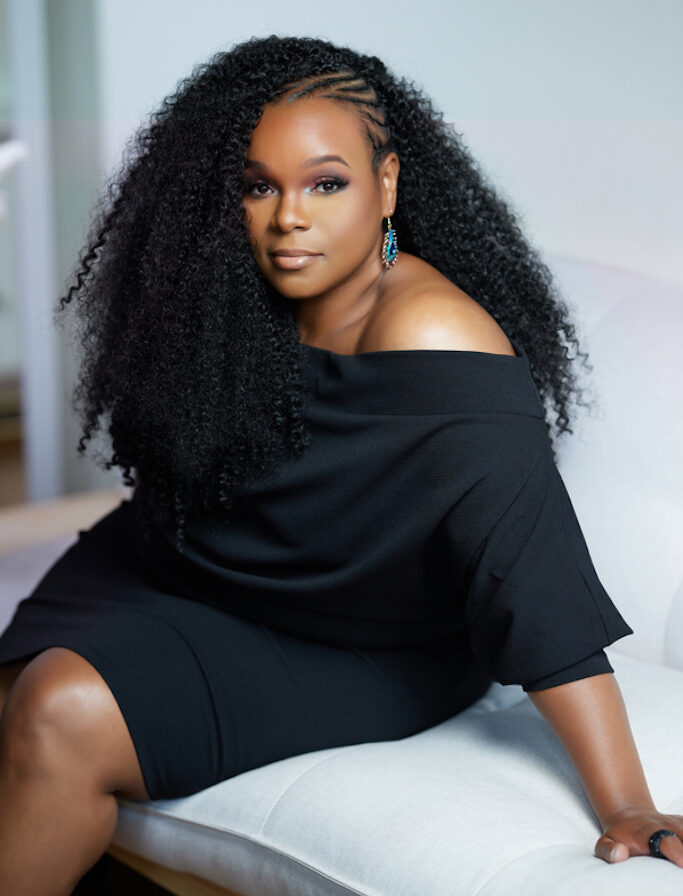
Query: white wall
[[95, 0, 683, 283], [10, 0, 682, 498], [5, 0, 64, 499], [46, 0, 109, 496]]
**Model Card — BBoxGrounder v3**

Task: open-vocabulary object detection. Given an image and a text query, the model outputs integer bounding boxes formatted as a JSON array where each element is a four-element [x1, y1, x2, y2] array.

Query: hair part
[[271, 70, 395, 170]]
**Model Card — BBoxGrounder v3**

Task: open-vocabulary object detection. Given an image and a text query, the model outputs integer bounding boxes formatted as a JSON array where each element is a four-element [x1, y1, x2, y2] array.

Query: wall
[[0, 0, 18, 380], [95, 0, 683, 282], [46, 0, 110, 494], [5, 0, 63, 500], [10, 0, 683, 495]]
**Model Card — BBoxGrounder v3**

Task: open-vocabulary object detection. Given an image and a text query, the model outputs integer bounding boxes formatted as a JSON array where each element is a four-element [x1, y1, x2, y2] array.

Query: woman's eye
[[313, 178, 347, 193], [243, 177, 348, 197], [244, 181, 271, 197]]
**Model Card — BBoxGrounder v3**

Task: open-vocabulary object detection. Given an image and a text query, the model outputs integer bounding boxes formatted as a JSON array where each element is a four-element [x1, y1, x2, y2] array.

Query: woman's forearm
[[526, 672, 654, 829]]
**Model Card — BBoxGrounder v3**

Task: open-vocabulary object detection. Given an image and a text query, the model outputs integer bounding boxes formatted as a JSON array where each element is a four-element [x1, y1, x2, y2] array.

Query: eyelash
[[244, 177, 348, 197]]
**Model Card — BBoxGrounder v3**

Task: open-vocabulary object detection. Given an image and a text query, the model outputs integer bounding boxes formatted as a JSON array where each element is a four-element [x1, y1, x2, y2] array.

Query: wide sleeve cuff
[[522, 648, 614, 692]]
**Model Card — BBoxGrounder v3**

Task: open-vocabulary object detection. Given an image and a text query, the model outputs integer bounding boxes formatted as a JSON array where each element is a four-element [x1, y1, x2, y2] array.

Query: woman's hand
[[595, 807, 683, 866]]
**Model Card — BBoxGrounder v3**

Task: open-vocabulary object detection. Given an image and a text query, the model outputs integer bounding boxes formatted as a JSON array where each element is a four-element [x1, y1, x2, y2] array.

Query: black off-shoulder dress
[[0, 342, 633, 799]]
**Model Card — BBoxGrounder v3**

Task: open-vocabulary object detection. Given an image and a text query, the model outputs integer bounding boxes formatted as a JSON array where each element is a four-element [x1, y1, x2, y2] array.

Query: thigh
[[168, 605, 490, 788], [30, 598, 484, 803], [0, 499, 488, 802]]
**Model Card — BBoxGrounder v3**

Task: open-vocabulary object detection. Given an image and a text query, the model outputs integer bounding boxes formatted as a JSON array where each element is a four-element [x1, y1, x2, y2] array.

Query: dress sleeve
[[449, 415, 633, 692]]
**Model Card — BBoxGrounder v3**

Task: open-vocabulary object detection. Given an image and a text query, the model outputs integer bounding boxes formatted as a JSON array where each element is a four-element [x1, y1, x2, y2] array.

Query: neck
[[295, 251, 394, 348]]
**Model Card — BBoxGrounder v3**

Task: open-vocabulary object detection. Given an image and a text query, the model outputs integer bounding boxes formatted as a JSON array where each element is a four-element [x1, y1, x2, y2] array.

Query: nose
[[271, 189, 311, 232]]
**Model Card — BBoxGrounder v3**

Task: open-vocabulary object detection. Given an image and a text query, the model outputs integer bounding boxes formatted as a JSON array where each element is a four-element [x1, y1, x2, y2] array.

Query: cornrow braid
[[271, 70, 394, 169]]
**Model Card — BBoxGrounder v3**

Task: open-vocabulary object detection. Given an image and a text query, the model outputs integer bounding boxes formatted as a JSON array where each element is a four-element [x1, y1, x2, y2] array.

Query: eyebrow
[[244, 154, 351, 170]]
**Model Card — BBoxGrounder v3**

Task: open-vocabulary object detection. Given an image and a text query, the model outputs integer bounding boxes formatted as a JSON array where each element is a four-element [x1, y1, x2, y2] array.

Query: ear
[[379, 152, 400, 217]]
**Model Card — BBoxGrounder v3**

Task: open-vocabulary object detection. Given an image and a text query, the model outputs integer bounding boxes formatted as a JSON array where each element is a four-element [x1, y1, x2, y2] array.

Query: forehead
[[246, 96, 370, 166]]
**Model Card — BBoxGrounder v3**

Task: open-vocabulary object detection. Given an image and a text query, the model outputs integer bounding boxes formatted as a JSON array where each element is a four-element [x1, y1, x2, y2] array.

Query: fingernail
[[609, 847, 619, 862]]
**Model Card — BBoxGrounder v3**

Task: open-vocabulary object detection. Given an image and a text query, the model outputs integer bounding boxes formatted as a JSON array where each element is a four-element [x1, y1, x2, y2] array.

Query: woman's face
[[242, 95, 398, 302]]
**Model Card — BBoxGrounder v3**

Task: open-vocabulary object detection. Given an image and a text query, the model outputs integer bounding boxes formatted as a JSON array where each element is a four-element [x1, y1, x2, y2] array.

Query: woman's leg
[[0, 647, 150, 896]]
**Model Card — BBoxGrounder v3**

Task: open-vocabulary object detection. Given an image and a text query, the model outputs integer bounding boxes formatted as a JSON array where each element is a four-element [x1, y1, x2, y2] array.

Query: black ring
[[648, 829, 677, 859]]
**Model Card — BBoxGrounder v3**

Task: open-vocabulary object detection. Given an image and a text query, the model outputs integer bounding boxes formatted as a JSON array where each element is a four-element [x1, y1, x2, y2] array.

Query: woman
[[0, 34, 681, 894]]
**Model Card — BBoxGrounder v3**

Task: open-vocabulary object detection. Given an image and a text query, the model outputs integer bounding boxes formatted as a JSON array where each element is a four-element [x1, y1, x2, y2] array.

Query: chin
[[274, 286, 325, 301], [263, 273, 328, 297]]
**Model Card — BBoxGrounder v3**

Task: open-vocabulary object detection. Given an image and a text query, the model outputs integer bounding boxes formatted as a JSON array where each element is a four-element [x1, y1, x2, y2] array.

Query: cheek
[[329, 195, 380, 244]]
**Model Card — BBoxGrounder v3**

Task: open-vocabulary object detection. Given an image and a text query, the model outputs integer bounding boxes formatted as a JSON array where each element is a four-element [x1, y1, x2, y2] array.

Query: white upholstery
[[1, 254, 682, 894], [112, 652, 683, 896], [0, 536, 76, 634], [551, 255, 683, 669]]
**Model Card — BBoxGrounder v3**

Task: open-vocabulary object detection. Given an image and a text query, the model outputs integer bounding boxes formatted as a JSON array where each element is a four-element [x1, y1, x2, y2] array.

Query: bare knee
[[0, 647, 149, 799], [0, 648, 114, 781]]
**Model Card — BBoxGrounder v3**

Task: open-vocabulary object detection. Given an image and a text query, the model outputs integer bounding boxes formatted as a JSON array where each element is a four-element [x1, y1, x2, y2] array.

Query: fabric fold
[[456, 419, 633, 688]]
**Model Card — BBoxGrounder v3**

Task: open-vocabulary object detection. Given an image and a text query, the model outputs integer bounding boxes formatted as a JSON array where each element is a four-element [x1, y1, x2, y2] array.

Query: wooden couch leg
[[107, 845, 243, 896]]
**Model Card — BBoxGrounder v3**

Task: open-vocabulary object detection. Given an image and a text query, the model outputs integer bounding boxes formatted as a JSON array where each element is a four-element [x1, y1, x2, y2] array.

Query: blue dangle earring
[[381, 215, 399, 269]]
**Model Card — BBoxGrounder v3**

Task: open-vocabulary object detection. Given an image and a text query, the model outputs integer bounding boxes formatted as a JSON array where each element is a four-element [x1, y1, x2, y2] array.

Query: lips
[[269, 249, 322, 270], [270, 249, 319, 257]]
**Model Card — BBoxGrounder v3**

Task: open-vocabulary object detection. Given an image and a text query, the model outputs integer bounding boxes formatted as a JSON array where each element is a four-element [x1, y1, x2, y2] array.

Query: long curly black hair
[[55, 34, 592, 552]]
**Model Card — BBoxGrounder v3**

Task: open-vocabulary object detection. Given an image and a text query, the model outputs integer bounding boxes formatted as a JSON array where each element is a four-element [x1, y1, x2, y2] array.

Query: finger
[[654, 832, 683, 868], [595, 834, 629, 863]]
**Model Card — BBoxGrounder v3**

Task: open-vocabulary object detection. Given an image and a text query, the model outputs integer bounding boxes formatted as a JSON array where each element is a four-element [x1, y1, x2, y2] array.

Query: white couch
[[1, 254, 682, 895]]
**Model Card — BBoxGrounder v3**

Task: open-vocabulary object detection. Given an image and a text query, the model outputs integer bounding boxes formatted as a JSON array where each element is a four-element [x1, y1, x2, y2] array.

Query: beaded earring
[[381, 216, 399, 269]]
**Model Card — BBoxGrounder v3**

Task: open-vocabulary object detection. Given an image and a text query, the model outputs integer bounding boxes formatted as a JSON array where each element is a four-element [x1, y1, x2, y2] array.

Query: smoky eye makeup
[[242, 180, 269, 196], [243, 175, 349, 196], [311, 176, 349, 192]]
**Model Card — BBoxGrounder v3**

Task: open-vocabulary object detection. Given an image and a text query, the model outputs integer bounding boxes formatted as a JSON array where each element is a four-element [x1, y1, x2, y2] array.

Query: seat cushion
[[113, 650, 683, 895]]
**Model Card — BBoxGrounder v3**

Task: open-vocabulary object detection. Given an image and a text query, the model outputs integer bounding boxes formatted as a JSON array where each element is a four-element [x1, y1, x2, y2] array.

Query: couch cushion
[[113, 650, 683, 895], [0, 535, 77, 633], [549, 257, 683, 668]]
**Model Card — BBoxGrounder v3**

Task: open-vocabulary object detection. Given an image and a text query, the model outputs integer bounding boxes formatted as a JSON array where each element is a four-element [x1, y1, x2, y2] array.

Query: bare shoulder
[[361, 253, 516, 356]]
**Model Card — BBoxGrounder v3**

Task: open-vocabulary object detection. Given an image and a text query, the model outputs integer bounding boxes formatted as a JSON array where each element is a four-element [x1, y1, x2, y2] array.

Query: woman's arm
[[527, 673, 683, 866]]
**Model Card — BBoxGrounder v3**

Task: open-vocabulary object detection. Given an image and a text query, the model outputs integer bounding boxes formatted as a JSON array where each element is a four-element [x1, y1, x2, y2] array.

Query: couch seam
[[257, 748, 356, 835], [470, 842, 589, 896]]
